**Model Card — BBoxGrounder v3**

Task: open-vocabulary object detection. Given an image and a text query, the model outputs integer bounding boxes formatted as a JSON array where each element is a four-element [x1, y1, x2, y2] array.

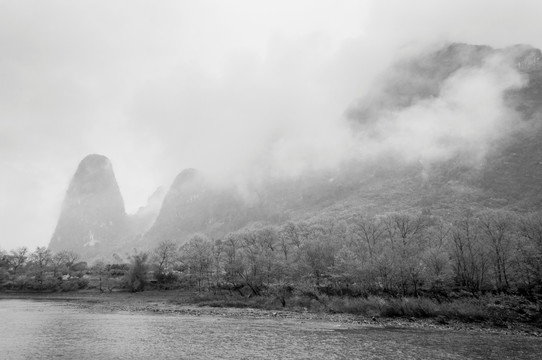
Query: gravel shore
[[2, 290, 541, 337]]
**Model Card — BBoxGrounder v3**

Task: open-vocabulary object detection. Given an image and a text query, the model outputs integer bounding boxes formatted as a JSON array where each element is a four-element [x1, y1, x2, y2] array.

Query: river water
[[0, 299, 541, 359]]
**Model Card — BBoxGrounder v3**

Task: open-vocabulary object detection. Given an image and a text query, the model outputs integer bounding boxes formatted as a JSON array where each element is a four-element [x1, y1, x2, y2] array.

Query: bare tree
[[382, 213, 429, 295], [478, 210, 517, 292], [349, 215, 385, 265], [51, 252, 67, 278], [280, 222, 303, 252], [92, 260, 110, 293], [62, 250, 81, 270], [8, 247, 28, 275], [255, 227, 279, 286], [180, 234, 212, 291], [422, 219, 453, 291], [152, 240, 179, 288], [302, 239, 335, 287], [29, 247, 52, 287], [518, 211, 542, 290], [222, 233, 243, 286], [50, 250, 80, 278], [237, 230, 265, 295], [210, 238, 224, 288], [450, 209, 489, 294]]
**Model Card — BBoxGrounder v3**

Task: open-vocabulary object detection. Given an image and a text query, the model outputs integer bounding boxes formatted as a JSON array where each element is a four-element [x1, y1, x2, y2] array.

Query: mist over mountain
[[128, 186, 167, 237], [140, 169, 254, 247], [347, 43, 540, 165], [48, 42, 542, 260]]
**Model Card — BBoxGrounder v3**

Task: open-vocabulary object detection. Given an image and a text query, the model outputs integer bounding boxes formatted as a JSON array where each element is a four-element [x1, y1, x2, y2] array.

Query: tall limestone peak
[[48, 154, 127, 260]]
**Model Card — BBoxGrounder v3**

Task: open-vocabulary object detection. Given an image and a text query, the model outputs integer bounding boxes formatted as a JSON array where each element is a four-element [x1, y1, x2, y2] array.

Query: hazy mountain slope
[[141, 43, 542, 247], [478, 125, 542, 210], [140, 169, 279, 247], [348, 43, 541, 123], [50, 43, 542, 255], [127, 186, 166, 238], [48, 154, 128, 259], [48, 155, 166, 261]]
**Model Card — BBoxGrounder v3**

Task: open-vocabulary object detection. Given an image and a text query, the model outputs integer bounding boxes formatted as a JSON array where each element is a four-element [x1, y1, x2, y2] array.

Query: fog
[[354, 51, 528, 165], [1, 0, 541, 251]]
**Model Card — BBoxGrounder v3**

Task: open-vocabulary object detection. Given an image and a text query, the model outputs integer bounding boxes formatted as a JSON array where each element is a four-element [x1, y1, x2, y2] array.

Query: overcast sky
[[1, 0, 542, 251]]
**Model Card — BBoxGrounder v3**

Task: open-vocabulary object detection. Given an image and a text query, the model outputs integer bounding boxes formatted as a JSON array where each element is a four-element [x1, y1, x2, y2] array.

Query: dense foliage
[[161, 209, 542, 302], [2, 209, 542, 304]]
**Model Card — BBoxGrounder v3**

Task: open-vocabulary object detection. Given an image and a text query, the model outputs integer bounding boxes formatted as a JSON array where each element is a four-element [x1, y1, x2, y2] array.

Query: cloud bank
[[352, 51, 528, 165], [1, 0, 541, 250]]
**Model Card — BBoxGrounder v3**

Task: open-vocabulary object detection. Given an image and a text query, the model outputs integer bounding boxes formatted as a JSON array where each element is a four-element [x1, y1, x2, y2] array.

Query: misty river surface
[[1, 300, 541, 360]]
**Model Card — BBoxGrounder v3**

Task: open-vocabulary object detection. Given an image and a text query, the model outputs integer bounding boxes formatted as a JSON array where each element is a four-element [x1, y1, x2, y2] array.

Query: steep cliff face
[[48, 154, 128, 259]]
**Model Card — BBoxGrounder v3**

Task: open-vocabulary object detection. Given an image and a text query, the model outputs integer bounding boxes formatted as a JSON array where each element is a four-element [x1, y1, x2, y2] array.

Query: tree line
[[160, 209, 542, 302], [0, 247, 88, 291], [1, 208, 541, 301]]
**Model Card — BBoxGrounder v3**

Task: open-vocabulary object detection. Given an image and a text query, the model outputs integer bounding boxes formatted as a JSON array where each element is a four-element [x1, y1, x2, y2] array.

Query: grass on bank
[[3, 280, 540, 326], [328, 296, 490, 322], [168, 291, 542, 326]]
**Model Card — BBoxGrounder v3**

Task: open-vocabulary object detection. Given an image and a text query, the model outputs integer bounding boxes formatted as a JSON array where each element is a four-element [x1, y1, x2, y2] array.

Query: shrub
[[328, 296, 383, 316], [155, 271, 177, 284], [380, 297, 438, 318], [326, 295, 490, 321], [289, 295, 313, 310], [25, 277, 58, 291], [438, 301, 488, 322], [77, 278, 89, 289], [126, 252, 149, 292], [60, 280, 79, 292]]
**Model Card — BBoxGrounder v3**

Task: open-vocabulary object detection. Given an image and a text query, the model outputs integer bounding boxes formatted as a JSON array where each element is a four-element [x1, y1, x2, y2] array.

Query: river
[[0, 299, 541, 359]]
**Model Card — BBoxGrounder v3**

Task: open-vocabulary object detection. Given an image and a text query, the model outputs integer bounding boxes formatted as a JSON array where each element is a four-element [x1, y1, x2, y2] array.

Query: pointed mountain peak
[[67, 154, 117, 196], [49, 154, 127, 260]]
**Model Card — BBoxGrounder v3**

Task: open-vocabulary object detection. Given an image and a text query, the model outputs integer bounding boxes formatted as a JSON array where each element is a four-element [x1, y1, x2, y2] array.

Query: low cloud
[[352, 51, 528, 166], [1, 0, 542, 250]]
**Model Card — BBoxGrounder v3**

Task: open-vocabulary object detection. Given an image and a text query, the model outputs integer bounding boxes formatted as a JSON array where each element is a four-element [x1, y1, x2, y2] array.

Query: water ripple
[[0, 300, 540, 359]]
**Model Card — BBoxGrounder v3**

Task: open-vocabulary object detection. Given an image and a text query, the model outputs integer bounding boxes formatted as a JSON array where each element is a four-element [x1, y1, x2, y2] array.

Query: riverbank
[[1, 290, 541, 337]]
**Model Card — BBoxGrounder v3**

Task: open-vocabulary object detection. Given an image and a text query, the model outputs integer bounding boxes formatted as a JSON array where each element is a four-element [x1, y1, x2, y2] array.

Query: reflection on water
[[0, 299, 541, 359]]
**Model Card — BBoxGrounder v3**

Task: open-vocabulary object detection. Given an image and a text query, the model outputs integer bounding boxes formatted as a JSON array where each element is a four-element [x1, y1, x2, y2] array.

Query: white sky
[[1, 0, 542, 251]]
